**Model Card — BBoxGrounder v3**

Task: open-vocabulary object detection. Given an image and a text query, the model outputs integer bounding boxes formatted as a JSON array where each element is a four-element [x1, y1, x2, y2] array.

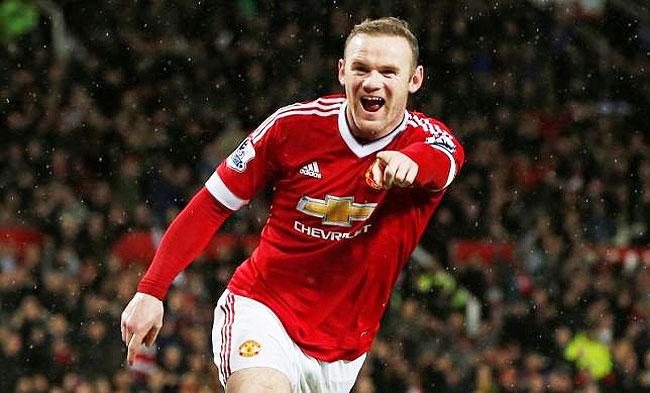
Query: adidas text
[[299, 162, 322, 178], [300, 168, 322, 178]]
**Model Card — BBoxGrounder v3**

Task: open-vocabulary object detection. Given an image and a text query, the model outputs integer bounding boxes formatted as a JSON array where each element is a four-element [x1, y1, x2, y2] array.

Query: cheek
[[347, 81, 364, 96], [350, 77, 363, 89], [385, 83, 401, 100]]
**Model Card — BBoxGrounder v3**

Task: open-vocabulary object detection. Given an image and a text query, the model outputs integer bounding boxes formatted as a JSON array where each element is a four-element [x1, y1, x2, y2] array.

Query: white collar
[[337, 100, 409, 158]]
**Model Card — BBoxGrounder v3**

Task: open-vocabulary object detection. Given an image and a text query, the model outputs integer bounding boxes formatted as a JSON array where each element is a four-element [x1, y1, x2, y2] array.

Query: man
[[121, 17, 464, 393]]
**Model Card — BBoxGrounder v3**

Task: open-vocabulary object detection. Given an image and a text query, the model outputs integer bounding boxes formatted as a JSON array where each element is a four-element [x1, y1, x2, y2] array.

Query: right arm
[[120, 108, 285, 366], [136, 187, 233, 300], [120, 187, 233, 365]]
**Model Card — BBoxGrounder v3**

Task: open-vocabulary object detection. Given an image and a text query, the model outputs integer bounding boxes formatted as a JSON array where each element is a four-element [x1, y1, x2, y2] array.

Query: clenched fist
[[366, 151, 419, 189], [120, 292, 164, 366]]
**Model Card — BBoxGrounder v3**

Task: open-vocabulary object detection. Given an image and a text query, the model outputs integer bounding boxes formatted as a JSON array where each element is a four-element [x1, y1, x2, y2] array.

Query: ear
[[338, 58, 345, 87], [408, 65, 424, 94]]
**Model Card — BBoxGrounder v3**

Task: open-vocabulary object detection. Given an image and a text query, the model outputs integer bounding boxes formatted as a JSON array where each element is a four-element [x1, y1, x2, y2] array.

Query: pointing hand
[[366, 151, 419, 189]]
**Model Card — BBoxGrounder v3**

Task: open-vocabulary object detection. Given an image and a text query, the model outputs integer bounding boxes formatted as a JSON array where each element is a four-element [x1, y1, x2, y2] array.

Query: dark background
[[1, 0, 649, 392]]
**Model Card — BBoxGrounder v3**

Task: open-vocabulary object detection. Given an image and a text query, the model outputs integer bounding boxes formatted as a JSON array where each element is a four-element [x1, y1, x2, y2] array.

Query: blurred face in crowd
[[339, 33, 423, 141]]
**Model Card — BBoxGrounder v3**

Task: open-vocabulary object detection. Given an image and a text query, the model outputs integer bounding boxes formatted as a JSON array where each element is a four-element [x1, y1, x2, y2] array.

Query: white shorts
[[212, 289, 366, 393]]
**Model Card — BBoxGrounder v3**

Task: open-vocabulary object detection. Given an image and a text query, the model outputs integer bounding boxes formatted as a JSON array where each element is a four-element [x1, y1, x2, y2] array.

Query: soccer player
[[121, 17, 464, 393]]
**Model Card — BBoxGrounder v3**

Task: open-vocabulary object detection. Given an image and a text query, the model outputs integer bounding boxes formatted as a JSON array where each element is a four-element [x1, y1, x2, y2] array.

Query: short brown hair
[[344, 17, 419, 71]]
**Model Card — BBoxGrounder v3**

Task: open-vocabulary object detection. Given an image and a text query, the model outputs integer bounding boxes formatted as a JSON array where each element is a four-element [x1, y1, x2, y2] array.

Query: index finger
[[127, 330, 147, 366], [144, 325, 161, 347], [376, 151, 394, 165], [383, 160, 401, 189]]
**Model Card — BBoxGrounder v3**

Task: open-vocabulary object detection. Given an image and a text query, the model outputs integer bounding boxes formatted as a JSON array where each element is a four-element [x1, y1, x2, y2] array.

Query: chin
[[349, 105, 396, 139], [355, 120, 388, 139]]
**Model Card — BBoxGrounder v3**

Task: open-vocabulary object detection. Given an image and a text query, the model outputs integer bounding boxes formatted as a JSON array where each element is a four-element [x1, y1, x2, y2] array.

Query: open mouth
[[360, 96, 385, 113]]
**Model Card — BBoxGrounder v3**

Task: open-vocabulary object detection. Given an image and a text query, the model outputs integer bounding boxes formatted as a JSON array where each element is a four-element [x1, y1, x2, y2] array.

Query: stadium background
[[1, 0, 649, 392]]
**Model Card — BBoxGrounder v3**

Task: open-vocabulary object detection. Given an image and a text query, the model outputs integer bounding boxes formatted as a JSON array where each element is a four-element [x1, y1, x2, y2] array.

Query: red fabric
[[211, 96, 464, 361], [137, 187, 232, 300], [400, 114, 464, 190], [399, 143, 453, 189]]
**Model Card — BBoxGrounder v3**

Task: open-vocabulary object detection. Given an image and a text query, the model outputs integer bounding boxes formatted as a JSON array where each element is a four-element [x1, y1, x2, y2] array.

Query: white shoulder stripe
[[429, 145, 457, 190], [205, 172, 248, 210], [410, 116, 433, 133], [424, 120, 435, 133], [250, 100, 341, 142], [251, 101, 339, 140], [251, 107, 339, 144], [408, 119, 425, 131], [317, 97, 346, 104]]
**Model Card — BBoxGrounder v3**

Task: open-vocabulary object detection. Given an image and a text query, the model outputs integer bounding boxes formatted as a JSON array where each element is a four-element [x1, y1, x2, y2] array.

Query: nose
[[362, 70, 382, 91]]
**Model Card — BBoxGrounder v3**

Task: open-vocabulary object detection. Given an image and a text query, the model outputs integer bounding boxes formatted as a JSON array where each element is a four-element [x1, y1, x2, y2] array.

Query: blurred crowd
[[1, 0, 649, 392]]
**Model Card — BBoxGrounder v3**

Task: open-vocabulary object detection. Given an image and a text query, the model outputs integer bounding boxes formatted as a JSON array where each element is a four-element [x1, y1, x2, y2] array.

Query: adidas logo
[[299, 161, 322, 179]]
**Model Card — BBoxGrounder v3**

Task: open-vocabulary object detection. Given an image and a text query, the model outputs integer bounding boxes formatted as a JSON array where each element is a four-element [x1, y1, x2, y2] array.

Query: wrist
[[135, 291, 163, 302], [136, 281, 167, 301]]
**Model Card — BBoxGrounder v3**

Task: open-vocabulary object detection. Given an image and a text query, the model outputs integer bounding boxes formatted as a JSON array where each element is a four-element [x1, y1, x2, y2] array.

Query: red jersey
[[205, 95, 464, 361]]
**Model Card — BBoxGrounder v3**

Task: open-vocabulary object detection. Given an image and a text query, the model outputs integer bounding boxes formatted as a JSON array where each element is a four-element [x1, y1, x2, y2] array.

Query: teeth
[[362, 97, 384, 102]]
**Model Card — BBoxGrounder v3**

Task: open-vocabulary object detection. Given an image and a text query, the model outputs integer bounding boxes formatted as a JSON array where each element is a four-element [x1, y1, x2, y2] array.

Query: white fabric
[[430, 144, 457, 189], [205, 172, 248, 210], [212, 289, 366, 393], [337, 101, 409, 158]]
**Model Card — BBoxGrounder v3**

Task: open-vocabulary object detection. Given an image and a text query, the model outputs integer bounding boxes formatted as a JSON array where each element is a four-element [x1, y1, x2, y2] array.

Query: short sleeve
[[205, 114, 284, 210]]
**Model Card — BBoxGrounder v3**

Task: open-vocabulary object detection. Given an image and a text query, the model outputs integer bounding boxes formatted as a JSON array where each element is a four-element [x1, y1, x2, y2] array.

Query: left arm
[[369, 128, 464, 191]]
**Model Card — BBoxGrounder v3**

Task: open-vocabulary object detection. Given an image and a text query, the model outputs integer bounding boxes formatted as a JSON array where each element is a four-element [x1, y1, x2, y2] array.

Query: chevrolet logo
[[296, 195, 377, 227]]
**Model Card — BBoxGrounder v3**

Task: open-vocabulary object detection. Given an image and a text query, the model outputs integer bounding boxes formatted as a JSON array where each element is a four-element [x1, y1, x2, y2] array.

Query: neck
[[345, 105, 403, 144]]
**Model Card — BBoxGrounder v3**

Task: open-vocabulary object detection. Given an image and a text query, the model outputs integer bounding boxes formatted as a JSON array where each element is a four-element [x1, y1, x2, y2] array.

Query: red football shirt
[[206, 95, 464, 361]]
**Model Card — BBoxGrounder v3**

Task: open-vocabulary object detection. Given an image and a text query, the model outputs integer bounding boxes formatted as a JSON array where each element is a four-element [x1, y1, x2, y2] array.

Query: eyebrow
[[349, 61, 400, 72]]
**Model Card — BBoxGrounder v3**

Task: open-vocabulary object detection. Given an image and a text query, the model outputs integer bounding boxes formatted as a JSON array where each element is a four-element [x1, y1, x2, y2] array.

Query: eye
[[381, 69, 397, 77], [352, 65, 368, 74]]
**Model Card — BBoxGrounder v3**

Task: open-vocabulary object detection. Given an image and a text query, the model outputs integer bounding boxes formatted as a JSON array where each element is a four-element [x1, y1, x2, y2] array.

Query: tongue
[[362, 100, 383, 112], [366, 103, 381, 112]]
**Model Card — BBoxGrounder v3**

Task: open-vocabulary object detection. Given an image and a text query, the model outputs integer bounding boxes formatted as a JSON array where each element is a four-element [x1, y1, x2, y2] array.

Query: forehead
[[345, 34, 413, 69]]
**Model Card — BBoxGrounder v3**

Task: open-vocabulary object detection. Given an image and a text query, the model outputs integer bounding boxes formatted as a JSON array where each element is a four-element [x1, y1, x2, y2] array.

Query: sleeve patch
[[227, 137, 256, 173], [425, 125, 456, 153]]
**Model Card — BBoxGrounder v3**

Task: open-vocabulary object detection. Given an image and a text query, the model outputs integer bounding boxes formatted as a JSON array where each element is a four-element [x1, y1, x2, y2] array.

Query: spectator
[[0, 0, 647, 391]]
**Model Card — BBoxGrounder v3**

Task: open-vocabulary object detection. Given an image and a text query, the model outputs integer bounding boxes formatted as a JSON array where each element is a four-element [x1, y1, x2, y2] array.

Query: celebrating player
[[121, 17, 464, 393]]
